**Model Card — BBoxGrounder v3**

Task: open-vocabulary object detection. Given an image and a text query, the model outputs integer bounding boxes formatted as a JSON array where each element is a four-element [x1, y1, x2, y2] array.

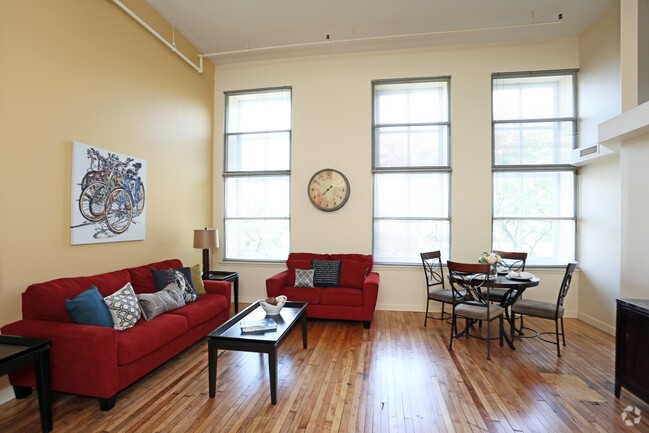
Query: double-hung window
[[372, 77, 451, 265], [491, 71, 577, 265], [223, 87, 291, 261]]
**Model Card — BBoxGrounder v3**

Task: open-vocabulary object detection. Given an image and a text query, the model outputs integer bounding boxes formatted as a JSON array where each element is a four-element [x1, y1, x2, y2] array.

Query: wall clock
[[308, 168, 351, 212]]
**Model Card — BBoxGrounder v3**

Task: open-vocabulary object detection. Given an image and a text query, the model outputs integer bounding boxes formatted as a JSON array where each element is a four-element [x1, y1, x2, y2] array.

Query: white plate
[[507, 271, 535, 280], [472, 274, 497, 281], [496, 266, 509, 275]]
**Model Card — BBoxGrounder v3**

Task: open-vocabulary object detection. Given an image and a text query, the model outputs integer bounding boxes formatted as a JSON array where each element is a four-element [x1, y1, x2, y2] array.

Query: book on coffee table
[[240, 318, 277, 333]]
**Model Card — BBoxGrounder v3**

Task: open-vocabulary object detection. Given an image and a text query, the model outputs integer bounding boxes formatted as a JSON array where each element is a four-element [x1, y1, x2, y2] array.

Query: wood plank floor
[[1, 308, 648, 433]]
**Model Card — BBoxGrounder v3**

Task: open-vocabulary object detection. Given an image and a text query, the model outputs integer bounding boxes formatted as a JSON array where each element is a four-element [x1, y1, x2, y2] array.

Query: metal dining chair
[[447, 261, 504, 360], [488, 250, 527, 303], [420, 251, 452, 326], [510, 262, 577, 357]]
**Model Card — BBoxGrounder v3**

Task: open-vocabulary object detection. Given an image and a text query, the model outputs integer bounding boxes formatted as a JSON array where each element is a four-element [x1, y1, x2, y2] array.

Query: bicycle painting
[[71, 141, 146, 244]]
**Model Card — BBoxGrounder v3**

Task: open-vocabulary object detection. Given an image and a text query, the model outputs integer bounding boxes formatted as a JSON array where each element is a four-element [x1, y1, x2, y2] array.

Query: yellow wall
[[0, 0, 215, 331], [212, 39, 581, 314]]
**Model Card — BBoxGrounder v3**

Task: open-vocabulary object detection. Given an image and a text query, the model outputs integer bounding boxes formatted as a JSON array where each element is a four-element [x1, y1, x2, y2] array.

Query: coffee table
[[207, 300, 307, 404]]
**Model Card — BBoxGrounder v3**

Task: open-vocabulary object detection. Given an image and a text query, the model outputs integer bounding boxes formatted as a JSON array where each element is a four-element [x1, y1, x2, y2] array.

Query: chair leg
[[555, 319, 561, 357], [499, 316, 504, 347], [449, 314, 455, 349], [486, 318, 491, 360], [424, 299, 430, 327], [560, 317, 566, 346]]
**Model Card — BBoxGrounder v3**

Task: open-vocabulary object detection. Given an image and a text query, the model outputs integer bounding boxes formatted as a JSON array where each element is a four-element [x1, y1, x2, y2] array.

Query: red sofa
[[266, 253, 379, 328], [0, 259, 230, 411]]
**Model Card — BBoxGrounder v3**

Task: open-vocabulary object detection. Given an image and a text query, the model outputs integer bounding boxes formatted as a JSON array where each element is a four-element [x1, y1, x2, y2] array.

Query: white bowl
[[260, 295, 287, 315]]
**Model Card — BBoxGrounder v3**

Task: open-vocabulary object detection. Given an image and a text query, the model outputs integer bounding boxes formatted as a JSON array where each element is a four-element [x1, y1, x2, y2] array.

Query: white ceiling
[[145, 0, 616, 64]]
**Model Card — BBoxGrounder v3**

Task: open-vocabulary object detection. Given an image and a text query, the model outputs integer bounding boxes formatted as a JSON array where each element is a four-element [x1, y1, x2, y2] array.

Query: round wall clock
[[308, 168, 351, 212]]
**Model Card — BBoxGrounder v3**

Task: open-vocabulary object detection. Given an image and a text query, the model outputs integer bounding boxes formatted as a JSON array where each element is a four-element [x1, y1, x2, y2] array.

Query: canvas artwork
[[71, 141, 146, 245]]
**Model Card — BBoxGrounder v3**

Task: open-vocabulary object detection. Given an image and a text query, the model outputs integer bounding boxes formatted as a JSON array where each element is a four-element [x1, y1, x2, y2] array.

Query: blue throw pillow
[[65, 286, 114, 327]]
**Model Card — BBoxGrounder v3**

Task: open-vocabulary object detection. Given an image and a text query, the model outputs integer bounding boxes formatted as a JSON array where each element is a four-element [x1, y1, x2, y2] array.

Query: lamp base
[[202, 248, 211, 279]]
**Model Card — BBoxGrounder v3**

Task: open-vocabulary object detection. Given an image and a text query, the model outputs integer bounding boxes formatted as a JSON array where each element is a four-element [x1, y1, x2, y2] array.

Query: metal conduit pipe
[[111, 0, 204, 73]]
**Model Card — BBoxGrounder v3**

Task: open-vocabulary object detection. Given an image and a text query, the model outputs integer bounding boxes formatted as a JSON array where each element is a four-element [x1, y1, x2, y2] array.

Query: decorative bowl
[[260, 295, 287, 315]]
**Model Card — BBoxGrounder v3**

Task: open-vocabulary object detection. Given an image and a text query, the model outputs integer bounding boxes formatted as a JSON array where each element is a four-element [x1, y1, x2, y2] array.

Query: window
[[372, 78, 451, 264], [223, 88, 291, 261], [491, 71, 577, 265]]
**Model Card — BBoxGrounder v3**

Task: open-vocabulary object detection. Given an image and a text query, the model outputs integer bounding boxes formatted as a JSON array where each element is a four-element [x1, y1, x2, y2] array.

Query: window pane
[[225, 219, 289, 261], [375, 125, 449, 167], [225, 176, 290, 218], [493, 75, 574, 121], [374, 81, 448, 124], [493, 171, 574, 218], [494, 122, 573, 165], [226, 132, 290, 171], [374, 219, 450, 264], [374, 173, 449, 218], [493, 219, 575, 265], [227, 89, 291, 133]]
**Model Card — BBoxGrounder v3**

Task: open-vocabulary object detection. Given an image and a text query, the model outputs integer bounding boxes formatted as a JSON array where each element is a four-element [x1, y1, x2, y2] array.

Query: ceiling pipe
[[203, 14, 563, 58], [111, 0, 204, 73]]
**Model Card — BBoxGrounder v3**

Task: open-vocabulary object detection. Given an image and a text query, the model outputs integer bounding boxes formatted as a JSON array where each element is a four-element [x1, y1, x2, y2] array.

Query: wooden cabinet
[[616, 298, 649, 403]]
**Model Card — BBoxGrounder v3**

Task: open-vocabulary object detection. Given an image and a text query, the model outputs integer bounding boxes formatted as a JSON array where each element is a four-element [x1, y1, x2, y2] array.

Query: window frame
[[490, 70, 578, 267], [371, 76, 452, 266], [223, 86, 292, 262]]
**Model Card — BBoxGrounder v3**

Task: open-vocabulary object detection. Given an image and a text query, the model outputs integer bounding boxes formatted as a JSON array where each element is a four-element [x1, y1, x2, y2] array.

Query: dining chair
[[420, 251, 452, 326], [488, 250, 527, 304], [447, 261, 504, 360], [510, 262, 577, 357]]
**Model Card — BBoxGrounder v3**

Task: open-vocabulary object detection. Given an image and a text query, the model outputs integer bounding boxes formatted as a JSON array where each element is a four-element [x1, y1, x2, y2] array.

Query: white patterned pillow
[[104, 282, 142, 331], [295, 268, 314, 288]]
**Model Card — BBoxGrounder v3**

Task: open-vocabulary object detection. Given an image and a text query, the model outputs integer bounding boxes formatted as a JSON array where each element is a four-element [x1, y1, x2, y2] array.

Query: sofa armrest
[[203, 280, 232, 310], [1, 319, 119, 398], [361, 272, 380, 320], [266, 270, 289, 298]]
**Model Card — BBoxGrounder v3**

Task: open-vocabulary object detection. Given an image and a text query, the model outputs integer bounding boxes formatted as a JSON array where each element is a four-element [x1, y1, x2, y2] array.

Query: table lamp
[[193, 228, 219, 279]]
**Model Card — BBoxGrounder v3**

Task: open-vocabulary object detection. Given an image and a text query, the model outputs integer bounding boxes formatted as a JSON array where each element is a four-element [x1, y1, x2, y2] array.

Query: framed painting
[[70, 141, 146, 245]]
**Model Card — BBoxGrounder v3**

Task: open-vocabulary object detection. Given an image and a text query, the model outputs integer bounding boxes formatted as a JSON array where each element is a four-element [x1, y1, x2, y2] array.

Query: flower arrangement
[[479, 252, 503, 273]]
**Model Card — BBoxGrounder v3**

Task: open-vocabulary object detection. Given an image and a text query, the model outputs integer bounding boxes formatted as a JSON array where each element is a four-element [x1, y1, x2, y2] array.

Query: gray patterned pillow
[[295, 268, 314, 288], [137, 284, 186, 321], [312, 259, 341, 287], [104, 282, 142, 330]]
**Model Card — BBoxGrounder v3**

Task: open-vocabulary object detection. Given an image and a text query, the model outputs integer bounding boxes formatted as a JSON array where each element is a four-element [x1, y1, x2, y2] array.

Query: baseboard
[[578, 311, 616, 335], [0, 385, 14, 406]]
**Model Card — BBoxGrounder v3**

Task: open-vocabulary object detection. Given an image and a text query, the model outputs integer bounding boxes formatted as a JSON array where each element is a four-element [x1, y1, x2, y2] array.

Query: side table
[[205, 271, 240, 313], [0, 335, 52, 432]]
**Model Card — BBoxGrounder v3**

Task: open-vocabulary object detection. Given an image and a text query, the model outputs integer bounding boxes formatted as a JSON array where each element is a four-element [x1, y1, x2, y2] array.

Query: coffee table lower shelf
[[207, 301, 307, 404]]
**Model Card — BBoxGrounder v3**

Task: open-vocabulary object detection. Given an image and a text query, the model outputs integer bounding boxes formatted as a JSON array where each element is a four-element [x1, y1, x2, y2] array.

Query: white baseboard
[[578, 311, 616, 335], [0, 385, 14, 406]]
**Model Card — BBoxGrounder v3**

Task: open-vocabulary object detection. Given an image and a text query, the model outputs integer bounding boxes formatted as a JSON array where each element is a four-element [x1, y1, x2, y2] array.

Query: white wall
[[577, 2, 622, 334], [212, 39, 580, 316]]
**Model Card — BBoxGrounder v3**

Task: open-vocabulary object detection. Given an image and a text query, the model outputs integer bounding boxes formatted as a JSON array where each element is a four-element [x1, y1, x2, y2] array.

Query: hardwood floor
[[1, 309, 648, 433]]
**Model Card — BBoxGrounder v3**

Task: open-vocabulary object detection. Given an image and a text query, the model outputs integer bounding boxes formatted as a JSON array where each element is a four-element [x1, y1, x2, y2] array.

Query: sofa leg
[[13, 386, 32, 399], [363, 321, 371, 329], [99, 395, 116, 411]]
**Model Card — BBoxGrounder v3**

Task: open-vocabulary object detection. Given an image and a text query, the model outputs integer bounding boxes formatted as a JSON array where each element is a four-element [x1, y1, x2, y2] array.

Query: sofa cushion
[[288, 252, 330, 262], [137, 285, 186, 321], [165, 294, 228, 329], [104, 283, 142, 331], [126, 259, 183, 294], [117, 313, 188, 365], [280, 286, 323, 304], [190, 264, 207, 295], [295, 269, 315, 288], [287, 259, 312, 286], [339, 260, 369, 289], [330, 254, 373, 273], [151, 269, 198, 303], [320, 287, 364, 307], [312, 260, 341, 287], [22, 269, 131, 322], [65, 286, 114, 327]]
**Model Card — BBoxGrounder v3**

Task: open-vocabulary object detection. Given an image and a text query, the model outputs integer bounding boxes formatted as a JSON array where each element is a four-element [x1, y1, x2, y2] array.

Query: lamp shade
[[193, 228, 219, 249]]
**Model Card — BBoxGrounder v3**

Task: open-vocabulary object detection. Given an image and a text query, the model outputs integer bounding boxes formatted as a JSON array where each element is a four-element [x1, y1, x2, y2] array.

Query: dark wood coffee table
[[207, 301, 307, 404], [0, 335, 52, 432]]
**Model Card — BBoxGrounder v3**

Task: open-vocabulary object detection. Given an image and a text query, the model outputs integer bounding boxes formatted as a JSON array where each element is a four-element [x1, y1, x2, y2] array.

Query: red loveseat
[[266, 253, 379, 328], [0, 259, 230, 411]]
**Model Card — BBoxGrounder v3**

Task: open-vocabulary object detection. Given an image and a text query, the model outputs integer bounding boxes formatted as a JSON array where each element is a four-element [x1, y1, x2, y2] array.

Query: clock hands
[[321, 185, 333, 195]]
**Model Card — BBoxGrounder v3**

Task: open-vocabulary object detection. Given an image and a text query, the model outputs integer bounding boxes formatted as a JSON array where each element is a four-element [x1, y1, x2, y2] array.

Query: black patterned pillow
[[312, 260, 341, 288], [295, 268, 315, 288], [103, 283, 142, 331], [167, 270, 198, 303]]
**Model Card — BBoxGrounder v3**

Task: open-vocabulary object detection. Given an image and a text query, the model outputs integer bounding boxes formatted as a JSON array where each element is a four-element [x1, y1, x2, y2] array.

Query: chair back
[[446, 261, 492, 305], [556, 262, 578, 313], [420, 251, 445, 290], [493, 250, 527, 272]]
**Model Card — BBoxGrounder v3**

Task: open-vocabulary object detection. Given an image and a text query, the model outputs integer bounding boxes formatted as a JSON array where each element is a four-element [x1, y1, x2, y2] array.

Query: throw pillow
[[103, 282, 142, 331], [339, 259, 369, 289], [190, 264, 207, 295], [294, 268, 315, 288], [151, 267, 195, 291], [64, 286, 114, 327], [151, 269, 198, 303], [137, 284, 186, 321], [312, 259, 341, 288], [287, 259, 312, 286]]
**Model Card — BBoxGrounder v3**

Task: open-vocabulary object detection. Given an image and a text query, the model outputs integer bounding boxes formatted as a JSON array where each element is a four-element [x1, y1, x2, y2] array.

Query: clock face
[[308, 169, 350, 211]]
